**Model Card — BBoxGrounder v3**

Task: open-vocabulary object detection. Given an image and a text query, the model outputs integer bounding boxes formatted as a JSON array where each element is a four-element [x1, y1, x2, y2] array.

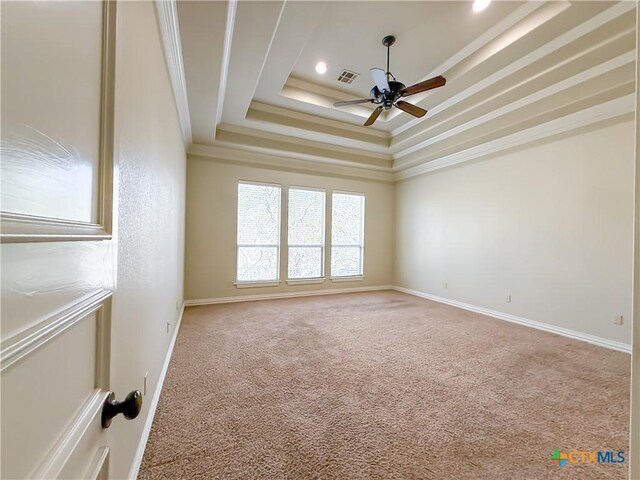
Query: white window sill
[[286, 277, 325, 286], [330, 276, 364, 283], [234, 281, 281, 289]]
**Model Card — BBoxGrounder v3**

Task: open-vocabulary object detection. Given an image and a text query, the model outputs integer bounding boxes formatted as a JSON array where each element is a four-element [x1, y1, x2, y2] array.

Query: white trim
[[188, 146, 395, 183], [184, 285, 393, 306], [0, 290, 112, 372], [128, 302, 186, 480], [86, 446, 109, 480], [235, 281, 281, 288], [215, 0, 237, 129], [154, 0, 192, 147], [394, 52, 636, 161], [393, 286, 632, 354], [33, 390, 109, 479], [286, 278, 325, 285], [395, 95, 635, 180], [331, 276, 364, 283]]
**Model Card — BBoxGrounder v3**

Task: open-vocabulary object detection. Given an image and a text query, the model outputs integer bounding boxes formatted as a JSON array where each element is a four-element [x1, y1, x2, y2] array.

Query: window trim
[[286, 186, 326, 281], [330, 191, 365, 278], [235, 180, 282, 285]]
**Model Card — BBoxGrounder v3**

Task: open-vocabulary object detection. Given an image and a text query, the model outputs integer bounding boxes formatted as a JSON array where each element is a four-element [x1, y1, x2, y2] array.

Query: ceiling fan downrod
[[382, 35, 395, 80]]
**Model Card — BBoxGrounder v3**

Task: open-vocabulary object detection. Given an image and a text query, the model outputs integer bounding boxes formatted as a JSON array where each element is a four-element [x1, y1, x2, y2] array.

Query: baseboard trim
[[184, 285, 394, 306], [393, 286, 632, 354], [128, 303, 185, 479]]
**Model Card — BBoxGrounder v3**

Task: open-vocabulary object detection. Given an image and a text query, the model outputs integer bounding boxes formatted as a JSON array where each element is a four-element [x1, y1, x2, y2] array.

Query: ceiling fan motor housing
[[370, 80, 406, 109]]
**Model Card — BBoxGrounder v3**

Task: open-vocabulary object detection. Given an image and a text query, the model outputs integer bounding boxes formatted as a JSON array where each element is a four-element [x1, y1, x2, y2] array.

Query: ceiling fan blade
[[364, 106, 383, 126], [334, 98, 373, 107], [395, 100, 427, 118], [370, 68, 390, 93], [400, 75, 446, 97]]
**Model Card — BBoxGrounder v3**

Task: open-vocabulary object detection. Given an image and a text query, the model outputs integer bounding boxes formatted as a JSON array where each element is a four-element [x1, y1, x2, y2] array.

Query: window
[[236, 182, 281, 283], [331, 192, 365, 277], [288, 188, 325, 279]]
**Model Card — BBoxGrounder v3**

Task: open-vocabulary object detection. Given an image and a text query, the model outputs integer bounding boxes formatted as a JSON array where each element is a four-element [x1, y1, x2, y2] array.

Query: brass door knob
[[101, 390, 142, 428]]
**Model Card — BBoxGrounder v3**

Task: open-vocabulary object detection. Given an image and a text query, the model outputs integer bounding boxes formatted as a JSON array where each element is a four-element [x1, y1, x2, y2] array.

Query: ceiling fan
[[333, 35, 446, 127]]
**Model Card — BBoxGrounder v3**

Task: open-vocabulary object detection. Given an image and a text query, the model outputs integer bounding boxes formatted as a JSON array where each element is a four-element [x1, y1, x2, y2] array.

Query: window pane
[[288, 246, 323, 279], [237, 246, 279, 282], [331, 193, 364, 276], [237, 183, 281, 282], [288, 188, 325, 278], [331, 246, 362, 277]]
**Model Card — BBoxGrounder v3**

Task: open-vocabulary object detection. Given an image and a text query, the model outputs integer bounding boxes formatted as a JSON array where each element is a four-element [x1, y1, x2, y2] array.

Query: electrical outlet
[[175, 300, 180, 311], [166, 322, 170, 333], [613, 315, 623, 326], [506, 295, 512, 303], [443, 282, 448, 288], [144, 372, 148, 396]]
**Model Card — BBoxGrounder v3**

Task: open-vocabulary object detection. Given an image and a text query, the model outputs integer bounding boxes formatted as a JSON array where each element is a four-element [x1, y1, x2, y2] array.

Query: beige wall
[[184, 158, 394, 300], [110, 2, 186, 478], [395, 119, 635, 345]]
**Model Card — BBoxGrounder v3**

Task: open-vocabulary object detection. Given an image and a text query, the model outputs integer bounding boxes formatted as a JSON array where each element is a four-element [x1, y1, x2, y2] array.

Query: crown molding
[[391, 0, 636, 147], [190, 93, 632, 184], [394, 94, 634, 181], [188, 143, 394, 183], [155, 0, 192, 147], [216, 123, 392, 169], [215, 0, 237, 129], [394, 51, 635, 162]]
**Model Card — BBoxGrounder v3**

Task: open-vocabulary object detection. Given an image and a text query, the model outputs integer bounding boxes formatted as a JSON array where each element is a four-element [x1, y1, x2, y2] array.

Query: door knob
[[101, 390, 142, 428]]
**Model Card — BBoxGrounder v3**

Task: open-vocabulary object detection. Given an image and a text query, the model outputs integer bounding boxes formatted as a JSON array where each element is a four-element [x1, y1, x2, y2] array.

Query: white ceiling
[[176, 0, 636, 180], [290, 1, 523, 99]]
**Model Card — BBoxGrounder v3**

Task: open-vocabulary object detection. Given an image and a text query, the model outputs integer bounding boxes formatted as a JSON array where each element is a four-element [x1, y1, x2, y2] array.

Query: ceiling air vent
[[337, 69, 359, 85]]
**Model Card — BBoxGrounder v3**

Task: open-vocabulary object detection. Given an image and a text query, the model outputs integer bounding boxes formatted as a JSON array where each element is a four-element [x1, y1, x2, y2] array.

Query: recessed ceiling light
[[472, 0, 491, 12], [315, 61, 328, 74]]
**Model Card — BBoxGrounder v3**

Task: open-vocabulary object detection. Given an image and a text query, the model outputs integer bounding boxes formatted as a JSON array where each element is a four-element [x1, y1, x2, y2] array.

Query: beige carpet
[[139, 291, 630, 479]]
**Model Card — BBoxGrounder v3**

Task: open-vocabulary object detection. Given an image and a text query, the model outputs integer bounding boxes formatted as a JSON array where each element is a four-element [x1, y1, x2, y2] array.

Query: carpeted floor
[[139, 291, 630, 479]]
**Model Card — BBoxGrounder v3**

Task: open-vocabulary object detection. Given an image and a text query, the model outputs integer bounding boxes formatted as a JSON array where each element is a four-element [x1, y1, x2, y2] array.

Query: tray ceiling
[[175, 0, 636, 181]]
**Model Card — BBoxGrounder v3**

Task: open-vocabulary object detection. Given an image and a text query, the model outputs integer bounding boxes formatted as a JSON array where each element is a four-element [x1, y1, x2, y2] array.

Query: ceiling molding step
[[221, 1, 286, 126], [394, 94, 634, 181], [211, 137, 392, 172], [216, 123, 392, 167], [391, 0, 636, 144], [188, 144, 395, 183], [215, 0, 237, 129], [246, 104, 390, 153], [250, 101, 389, 141], [392, 25, 635, 158], [154, 0, 192, 147], [394, 51, 635, 161]]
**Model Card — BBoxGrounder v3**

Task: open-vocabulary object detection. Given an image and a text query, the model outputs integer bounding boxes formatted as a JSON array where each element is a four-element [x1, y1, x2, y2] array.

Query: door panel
[[1, 1, 103, 223], [0, 1, 120, 478], [1, 295, 112, 479], [0, 0, 116, 242]]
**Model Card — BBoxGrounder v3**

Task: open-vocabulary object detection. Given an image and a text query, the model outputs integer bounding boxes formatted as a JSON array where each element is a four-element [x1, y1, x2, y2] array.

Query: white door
[[1, 2, 136, 478]]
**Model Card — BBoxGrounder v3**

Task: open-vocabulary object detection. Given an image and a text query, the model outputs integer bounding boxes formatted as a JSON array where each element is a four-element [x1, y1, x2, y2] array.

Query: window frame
[[235, 180, 282, 286], [286, 185, 326, 282], [330, 190, 365, 280]]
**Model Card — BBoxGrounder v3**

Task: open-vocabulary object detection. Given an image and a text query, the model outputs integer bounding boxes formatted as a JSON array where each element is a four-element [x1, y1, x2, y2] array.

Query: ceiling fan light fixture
[[315, 61, 328, 74], [333, 35, 446, 126], [472, 0, 491, 13]]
